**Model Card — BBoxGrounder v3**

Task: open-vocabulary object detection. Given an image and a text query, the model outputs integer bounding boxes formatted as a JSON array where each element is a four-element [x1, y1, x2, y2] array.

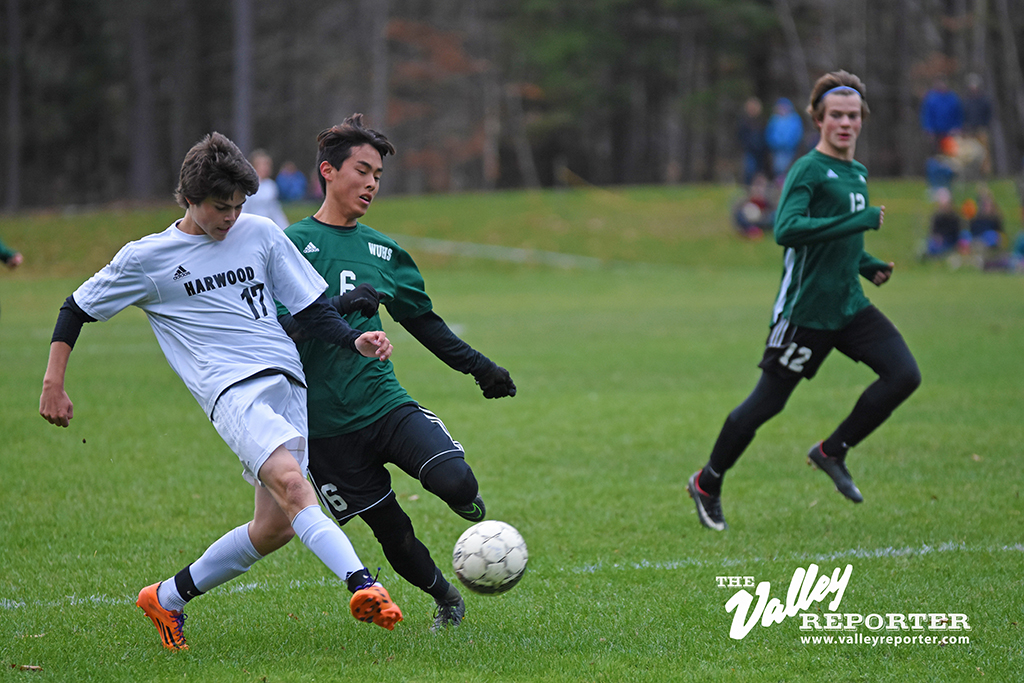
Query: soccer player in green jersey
[[1, 235, 23, 322], [687, 71, 921, 531], [278, 115, 516, 629]]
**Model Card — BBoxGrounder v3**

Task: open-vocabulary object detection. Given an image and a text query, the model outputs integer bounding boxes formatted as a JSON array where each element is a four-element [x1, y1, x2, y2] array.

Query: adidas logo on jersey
[[303, 242, 320, 254], [826, 169, 840, 179], [859, 175, 866, 183], [172, 265, 191, 281]]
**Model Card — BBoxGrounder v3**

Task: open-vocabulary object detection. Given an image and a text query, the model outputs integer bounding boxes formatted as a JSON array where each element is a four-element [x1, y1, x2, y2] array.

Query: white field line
[[2, 543, 1022, 611], [390, 234, 605, 269], [570, 542, 1024, 574]]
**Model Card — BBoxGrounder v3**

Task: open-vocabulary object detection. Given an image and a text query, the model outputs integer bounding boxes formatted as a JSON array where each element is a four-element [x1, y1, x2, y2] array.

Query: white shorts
[[211, 373, 308, 487]]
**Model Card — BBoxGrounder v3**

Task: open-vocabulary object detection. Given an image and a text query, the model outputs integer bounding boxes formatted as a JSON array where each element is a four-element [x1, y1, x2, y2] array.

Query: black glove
[[473, 362, 516, 399], [333, 283, 380, 318]]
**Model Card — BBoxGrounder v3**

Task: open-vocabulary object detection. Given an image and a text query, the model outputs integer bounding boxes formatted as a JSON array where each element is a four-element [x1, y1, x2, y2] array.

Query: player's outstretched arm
[[40, 296, 97, 427], [277, 285, 381, 342], [291, 295, 391, 361], [400, 311, 516, 398], [40, 342, 74, 427]]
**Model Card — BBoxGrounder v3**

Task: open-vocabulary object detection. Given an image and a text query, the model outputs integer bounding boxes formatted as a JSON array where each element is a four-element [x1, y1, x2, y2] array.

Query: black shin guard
[[173, 566, 204, 603]]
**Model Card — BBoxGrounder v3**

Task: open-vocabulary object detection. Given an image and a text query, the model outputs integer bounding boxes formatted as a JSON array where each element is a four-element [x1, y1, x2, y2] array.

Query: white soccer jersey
[[73, 214, 327, 418]]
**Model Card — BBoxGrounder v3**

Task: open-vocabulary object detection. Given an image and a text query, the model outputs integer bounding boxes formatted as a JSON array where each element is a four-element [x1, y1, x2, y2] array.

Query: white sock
[[156, 579, 185, 613], [291, 505, 364, 582], [157, 523, 263, 612]]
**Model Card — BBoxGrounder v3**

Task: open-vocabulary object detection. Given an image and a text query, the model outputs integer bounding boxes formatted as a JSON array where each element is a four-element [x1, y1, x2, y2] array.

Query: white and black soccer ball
[[452, 520, 528, 594]]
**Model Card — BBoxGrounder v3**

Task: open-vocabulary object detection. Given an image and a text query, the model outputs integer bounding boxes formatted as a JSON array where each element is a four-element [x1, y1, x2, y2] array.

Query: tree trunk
[[232, 0, 253, 153], [993, 0, 1024, 132], [482, 67, 501, 189], [506, 83, 540, 188], [366, 0, 390, 130], [952, 0, 969, 74], [128, 10, 157, 200], [896, 0, 919, 177], [773, 0, 811, 95], [169, 0, 199, 171], [5, 0, 22, 211]]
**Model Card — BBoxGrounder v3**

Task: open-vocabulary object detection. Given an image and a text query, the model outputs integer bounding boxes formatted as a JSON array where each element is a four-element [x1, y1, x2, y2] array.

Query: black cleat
[[430, 583, 465, 632], [687, 471, 728, 531], [449, 494, 486, 522], [807, 442, 863, 503]]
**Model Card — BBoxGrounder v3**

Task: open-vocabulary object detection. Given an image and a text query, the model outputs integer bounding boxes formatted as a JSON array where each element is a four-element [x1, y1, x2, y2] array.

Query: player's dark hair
[[807, 70, 870, 123], [174, 132, 259, 209], [315, 114, 395, 195]]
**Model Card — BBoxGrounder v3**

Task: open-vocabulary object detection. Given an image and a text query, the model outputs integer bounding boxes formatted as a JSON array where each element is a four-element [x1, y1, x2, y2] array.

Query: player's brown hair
[[174, 132, 259, 209], [806, 70, 870, 124], [315, 114, 395, 195]]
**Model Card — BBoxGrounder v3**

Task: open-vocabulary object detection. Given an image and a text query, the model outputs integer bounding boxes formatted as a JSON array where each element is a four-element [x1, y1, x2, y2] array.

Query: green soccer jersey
[[770, 149, 888, 330], [279, 217, 433, 438], [0, 236, 17, 263]]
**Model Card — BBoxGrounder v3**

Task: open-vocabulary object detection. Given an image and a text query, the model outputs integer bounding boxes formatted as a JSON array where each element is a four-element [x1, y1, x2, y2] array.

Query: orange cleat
[[350, 585, 403, 631], [136, 583, 188, 650]]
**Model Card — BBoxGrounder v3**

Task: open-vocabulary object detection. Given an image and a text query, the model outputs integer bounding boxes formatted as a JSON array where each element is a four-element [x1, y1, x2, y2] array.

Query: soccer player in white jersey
[[39, 132, 403, 650]]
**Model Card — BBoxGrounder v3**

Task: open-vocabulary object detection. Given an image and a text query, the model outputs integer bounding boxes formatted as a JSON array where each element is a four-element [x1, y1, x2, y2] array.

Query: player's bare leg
[[258, 447, 403, 629]]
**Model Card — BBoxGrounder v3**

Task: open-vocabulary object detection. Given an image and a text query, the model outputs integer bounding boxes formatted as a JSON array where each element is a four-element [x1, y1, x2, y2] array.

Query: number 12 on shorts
[[779, 342, 812, 372]]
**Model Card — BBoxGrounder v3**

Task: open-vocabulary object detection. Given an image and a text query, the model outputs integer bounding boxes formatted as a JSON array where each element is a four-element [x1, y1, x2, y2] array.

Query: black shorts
[[308, 403, 465, 524], [758, 306, 903, 380]]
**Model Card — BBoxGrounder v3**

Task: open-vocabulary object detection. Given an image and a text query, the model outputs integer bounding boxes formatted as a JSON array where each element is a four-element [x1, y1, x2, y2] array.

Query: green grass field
[[1, 182, 1022, 681]]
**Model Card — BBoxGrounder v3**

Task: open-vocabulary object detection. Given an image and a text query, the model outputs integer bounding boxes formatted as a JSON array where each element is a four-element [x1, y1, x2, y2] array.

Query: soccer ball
[[452, 520, 528, 594]]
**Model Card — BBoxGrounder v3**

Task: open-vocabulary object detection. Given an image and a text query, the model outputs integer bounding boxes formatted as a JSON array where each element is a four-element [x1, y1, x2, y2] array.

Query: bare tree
[[506, 82, 540, 189], [169, 0, 200, 171], [364, 0, 390, 130], [773, 0, 811, 95], [233, 0, 253, 153], [128, 7, 157, 200], [993, 0, 1024, 134], [5, 0, 22, 211]]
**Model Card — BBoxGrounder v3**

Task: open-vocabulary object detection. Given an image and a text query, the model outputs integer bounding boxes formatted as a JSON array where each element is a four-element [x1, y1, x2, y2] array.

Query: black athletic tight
[[357, 458, 478, 599], [708, 333, 920, 475]]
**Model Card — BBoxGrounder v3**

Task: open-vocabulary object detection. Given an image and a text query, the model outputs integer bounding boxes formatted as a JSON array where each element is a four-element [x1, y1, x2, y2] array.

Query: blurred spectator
[[920, 77, 963, 154], [1010, 232, 1024, 272], [733, 172, 774, 239], [242, 149, 290, 229], [967, 186, 1004, 250], [277, 161, 308, 202], [737, 96, 768, 187], [922, 187, 962, 258], [765, 98, 804, 182], [307, 166, 324, 201], [925, 132, 985, 190], [962, 73, 993, 175]]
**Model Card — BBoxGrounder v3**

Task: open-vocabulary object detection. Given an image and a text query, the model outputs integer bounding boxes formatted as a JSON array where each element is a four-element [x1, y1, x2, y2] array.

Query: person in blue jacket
[[766, 98, 804, 181]]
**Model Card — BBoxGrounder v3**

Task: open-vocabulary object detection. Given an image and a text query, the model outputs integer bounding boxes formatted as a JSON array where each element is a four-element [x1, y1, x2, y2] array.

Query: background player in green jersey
[[687, 71, 921, 531], [1, 234, 23, 322], [278, 114, 516, 629]]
